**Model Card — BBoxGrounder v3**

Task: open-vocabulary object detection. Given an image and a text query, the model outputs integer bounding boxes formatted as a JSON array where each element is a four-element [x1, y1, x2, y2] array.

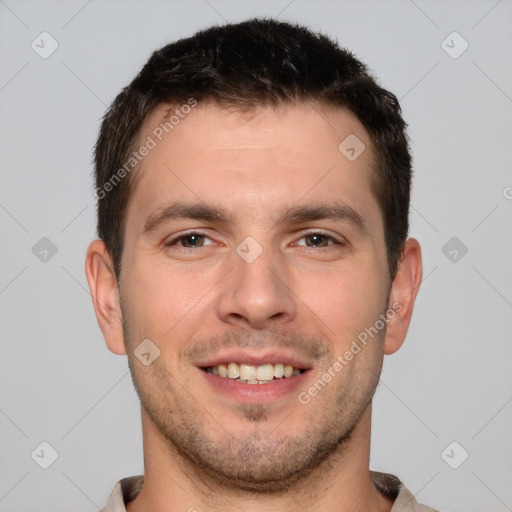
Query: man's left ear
[[384, 238, 423, 355]]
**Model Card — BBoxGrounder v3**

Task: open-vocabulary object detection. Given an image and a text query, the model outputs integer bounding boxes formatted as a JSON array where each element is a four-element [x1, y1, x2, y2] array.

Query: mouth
[[201, 362, 306, 384], [198, 357, 311, 404], [195, 350, 313, 403]]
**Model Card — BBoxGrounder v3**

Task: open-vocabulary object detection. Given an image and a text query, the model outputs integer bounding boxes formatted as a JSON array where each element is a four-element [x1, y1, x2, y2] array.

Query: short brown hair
[[94, 18, 412, 280]]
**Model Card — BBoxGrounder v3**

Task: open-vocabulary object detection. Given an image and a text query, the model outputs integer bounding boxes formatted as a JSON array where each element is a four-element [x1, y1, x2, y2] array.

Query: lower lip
[[200, 369, 310, 404]]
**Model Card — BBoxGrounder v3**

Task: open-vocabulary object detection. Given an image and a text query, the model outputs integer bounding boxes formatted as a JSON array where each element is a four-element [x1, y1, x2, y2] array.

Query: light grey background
[[1, 0, 511, 510]]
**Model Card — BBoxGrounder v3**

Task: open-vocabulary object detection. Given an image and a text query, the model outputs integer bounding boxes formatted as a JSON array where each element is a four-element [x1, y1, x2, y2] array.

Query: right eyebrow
[[141, 202, 230, 234]]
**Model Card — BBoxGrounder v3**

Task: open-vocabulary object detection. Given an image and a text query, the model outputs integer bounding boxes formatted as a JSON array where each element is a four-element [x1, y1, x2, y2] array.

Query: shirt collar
[[101, 472, 437, 512]]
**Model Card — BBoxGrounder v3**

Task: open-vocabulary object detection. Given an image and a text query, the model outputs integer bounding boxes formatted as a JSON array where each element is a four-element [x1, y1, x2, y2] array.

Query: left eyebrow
[[273, 202, 369, 235]]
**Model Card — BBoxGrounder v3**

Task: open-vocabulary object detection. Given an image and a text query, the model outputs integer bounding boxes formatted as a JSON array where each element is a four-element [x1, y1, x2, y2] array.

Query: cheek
[[122, 257, 218, 341], [295, 261, 387, 346]]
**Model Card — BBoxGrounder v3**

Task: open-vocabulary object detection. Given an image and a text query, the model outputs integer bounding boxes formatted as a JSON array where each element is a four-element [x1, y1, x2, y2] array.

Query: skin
[[86, 101, 422, 512]]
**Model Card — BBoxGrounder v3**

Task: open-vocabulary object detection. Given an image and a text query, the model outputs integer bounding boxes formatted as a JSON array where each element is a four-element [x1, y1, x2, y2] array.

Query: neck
[[127, 405, 392, 512]]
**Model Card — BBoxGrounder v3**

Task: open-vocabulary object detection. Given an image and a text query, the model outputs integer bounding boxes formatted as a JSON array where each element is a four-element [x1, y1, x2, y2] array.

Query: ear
[[85, 239, 126, 355], [384, 238, 423, 355]]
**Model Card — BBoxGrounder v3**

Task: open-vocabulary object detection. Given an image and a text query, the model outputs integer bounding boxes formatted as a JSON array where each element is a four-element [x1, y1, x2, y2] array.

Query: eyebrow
[[275, 202, 369, 234], [142, 202, 229, 233], [141, 201, 369, 235]]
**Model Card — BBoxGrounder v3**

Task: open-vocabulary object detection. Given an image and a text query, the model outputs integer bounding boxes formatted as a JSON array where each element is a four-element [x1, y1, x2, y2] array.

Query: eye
[[295, 232, 340, 248], [165, 232, 215, 249]]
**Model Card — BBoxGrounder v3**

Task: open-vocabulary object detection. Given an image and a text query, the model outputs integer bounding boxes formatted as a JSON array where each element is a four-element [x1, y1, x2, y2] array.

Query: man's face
[[119, 102, 391, 489]]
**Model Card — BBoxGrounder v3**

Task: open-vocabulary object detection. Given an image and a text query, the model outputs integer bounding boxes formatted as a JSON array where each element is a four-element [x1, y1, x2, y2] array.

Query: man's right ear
[[85, 240, 126, 355]]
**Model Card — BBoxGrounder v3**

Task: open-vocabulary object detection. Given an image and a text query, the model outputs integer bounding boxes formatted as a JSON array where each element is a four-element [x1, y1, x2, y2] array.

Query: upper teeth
[[205, 362, 301, 382]]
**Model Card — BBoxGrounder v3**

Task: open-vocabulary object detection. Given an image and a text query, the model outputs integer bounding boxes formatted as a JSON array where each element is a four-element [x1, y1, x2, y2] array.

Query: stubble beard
[[124, 328, 383, 494]]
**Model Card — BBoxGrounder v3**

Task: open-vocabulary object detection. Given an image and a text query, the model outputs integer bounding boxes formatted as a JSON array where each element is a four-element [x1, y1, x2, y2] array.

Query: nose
[[216, 245, 297, 330]]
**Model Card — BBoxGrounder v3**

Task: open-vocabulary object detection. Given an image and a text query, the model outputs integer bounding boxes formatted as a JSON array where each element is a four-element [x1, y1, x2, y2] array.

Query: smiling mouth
[[201, 362, 306, 384]]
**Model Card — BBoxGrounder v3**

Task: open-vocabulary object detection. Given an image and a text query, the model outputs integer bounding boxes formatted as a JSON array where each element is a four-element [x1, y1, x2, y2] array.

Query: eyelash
[[164, 230, 344, 249]]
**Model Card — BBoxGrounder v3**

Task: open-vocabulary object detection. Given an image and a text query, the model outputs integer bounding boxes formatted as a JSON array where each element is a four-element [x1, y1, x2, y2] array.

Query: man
[[85, 18, 435, 511]]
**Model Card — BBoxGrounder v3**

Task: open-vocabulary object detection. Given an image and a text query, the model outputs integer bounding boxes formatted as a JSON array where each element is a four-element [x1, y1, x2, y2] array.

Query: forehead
[[142, 100, 371, 159], [126, 101, 380, 230]]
